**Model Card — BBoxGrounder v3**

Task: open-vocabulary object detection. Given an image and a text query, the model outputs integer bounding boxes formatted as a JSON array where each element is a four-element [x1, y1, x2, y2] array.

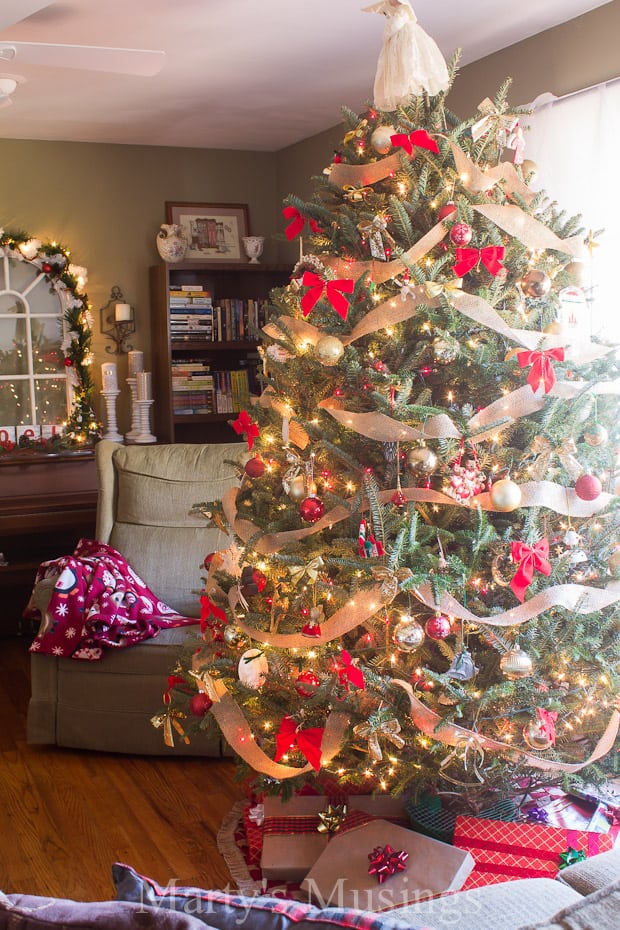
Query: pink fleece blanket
[[26, 538, 198, 661]]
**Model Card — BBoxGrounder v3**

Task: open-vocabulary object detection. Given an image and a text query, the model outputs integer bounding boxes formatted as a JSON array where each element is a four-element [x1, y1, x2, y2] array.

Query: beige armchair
[[27, 439, 242, 755]]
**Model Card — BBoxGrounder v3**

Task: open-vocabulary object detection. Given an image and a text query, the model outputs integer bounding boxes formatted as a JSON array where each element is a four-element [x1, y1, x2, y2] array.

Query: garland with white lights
[[0, 226, 102, 454]]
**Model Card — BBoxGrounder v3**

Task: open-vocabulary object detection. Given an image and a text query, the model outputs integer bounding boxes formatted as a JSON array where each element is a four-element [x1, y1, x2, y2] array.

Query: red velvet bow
[[452, 246, 505, 277], [368, 844, 409, 883], [282, 206, 323, 241], [517, 347, 565, 394], [232, 409, 260, 450], [200, 594, 227, 636], [510, 538, 552, 602], [163, 674, 188, 705], [274, 715, 325, 771], [336, 649, 365, 691], [301, 271, 354, 320], [390, 129, 439, 155]]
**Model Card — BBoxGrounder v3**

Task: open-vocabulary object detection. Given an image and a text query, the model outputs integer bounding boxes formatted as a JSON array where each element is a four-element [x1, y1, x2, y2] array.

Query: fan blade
[[0, 1, 53, 32], [0, 41, 165, 76]]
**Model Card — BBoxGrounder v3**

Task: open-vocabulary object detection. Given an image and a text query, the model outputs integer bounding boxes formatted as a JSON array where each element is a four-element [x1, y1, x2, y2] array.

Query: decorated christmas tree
[[163, 2, 619, 808]]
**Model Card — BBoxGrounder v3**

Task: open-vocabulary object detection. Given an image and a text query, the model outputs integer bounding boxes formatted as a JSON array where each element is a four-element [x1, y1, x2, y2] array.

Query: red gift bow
[[282, 206, 323, 241], [232, 409, 260, 450], [517, 347, 565, 394], [390, 129, 439, 155], [452, 246, 505, 277], [274, 715, 325, 771], [336, 649, 365, 691], [301, 271, 354, 320], [510, 538, 552, 602], [368, 844, 409, 883]]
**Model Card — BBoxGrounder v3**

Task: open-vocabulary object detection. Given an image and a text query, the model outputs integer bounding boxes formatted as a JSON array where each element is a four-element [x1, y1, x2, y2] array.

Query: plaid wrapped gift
[[453, 814, 615, 891], [242, 803, 265, 865]]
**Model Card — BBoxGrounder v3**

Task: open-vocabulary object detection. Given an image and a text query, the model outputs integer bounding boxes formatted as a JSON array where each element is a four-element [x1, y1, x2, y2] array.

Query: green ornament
[[559, 847, 587, 870]]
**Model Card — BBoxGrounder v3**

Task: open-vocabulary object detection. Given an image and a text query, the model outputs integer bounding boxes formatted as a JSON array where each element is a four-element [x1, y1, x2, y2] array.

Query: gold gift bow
[[288, 556, 325, 584], [353, 717, 405, 763], [529, 436, 582, 481], [317, 802, 348, 834], [471, 97, 518, 143], [151, 709, 188, 748]]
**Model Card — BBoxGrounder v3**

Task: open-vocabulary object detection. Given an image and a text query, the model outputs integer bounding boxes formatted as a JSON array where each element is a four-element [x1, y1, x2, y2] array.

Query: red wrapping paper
[[454, 815, 614, 891], [242, 805, 264, 865]]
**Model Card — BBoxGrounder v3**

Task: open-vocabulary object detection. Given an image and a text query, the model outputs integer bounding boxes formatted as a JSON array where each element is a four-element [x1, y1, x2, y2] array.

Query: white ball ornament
[[238, 648, 268, 690], [490, 478, 522, 512], [371, 125, 395, 155], [315, 334, 345, 366]]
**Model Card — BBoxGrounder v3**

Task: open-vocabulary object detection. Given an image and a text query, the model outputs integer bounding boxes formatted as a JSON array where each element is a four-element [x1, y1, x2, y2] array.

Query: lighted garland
[[0, 226, 102, 453]]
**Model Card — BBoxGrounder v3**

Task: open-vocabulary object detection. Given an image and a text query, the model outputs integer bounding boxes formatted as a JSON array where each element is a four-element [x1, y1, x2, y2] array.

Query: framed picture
[[165, 202, 249, 262]]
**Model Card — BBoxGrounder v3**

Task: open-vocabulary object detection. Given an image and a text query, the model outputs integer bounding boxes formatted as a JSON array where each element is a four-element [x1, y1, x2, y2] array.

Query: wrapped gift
[[260, 794, 407, 881], [453, 815, 615, 891], [301, 818, 475, 910], [523, 787, 612, 834], [407, 794, 518, 844], [242, 803, 264, 865]]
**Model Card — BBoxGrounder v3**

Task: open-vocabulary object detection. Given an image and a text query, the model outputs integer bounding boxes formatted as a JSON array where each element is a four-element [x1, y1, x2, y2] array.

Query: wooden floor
[[0, 636, 245, 901]]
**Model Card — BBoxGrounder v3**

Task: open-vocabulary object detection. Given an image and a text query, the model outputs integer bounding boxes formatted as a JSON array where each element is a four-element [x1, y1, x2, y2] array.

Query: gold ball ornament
[[500, 645, 534, 680], [490, 478, 522, 512], [315, 334, 345, 366], [583, 424, 608, 447], [224, 624, 246, 648], [608, 550, 620, 577], [521, 270, 551, 298], [370, 125, 395, 155], [392, 616, 425, 652], [523, 718, 553, 751], [543, 320, 562, 335], [521, 159, 539, 183], [406, 446, 438, 474]]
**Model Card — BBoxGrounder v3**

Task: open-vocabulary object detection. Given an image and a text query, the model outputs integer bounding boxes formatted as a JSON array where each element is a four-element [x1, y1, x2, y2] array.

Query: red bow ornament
[[200, 594, 227, 639], [301, 271, 354, 320], [232, 409, 260, 450], [274, 715, 325, 771], [391, 129, 439, 155], [452, 246, 505, 277], [368, 844, 409, 884], [517, 347, 565, 394], [163, 674, 188, 705], [282, 206, 323, 241], [336, 649, 365, 691], [510, 538, 552, 602]]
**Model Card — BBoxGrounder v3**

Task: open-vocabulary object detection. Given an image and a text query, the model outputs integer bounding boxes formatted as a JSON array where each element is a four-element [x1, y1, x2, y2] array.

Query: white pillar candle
[[115, 303, 132, 322], [136, 370, 152, 400], [127, 350, 144, 376], [101, 362, 118, 392]]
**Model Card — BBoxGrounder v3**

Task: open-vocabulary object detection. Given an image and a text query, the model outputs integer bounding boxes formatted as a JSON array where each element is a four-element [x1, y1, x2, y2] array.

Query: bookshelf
[[149, 261, 290, 443]]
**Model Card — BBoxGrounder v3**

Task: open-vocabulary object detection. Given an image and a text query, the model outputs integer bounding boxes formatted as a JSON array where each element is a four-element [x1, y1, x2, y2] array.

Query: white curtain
[[523, 79, 620, 341]]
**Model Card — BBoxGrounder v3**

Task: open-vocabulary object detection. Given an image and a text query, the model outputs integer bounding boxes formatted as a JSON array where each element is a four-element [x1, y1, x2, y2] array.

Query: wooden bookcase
[[149, 262, 290, 443]]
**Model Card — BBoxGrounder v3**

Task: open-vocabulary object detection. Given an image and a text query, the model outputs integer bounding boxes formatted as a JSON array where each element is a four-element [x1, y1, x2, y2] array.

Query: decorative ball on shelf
[[295, 670, 321, 697], [500, 644, 534, 680], [523, 717, 553, 751], [240, 565, 267, 597], [287, 474, 307, 501], [432, 334, 460, 364], [189, 693, 213, 717], [425, 613, 452, 641], [392, 616, 425, 652], [406, 446, 438, 474], [223, 623, 246, 648], [315, 334, 345, 366], [437, 202, 457, 221], [449, 223, 472, 246], [244, 456, 266, 478], [520, 269, 551, 298], [583, 424, 608, 447], [574, 473, 602, 501], [300, 496, 325, 523], [490, 478, 522, 512], [608, 549, 620, 577], [390, 489, 407, 509], [370, 125, 395, 155], [238, 648, 268, 690]]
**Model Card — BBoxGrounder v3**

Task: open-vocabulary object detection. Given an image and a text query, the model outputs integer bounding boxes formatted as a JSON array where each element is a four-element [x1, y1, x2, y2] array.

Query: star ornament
[[585, 229, 600, 258]]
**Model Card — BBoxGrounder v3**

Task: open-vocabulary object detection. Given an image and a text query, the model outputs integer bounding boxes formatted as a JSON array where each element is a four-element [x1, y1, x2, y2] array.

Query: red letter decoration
[[301, 271, 354, 320], [510, 539, 552, 602], [517, 347, 565, 394]]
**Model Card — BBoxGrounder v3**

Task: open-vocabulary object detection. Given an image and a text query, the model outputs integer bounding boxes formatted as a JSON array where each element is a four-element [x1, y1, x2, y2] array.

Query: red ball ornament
[[42, 262, 52, 273], [203, 552, 215, 571], [240, 566, 267, 596], [295, 671, 321, 697], [244, 456, 265, 478], [189, 693, 213, 717], [63, 358, 73, 367], [574, 474, 602, 501], [390, 489, 407, 508], [449, 223, 472, 246], [425, 614, 452, 640], [299, 496, 325, 523], [437, 202, 457, 221]]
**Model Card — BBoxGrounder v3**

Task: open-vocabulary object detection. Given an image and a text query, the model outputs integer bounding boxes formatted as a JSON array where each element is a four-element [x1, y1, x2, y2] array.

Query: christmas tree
[[164, 3, 619, 807]]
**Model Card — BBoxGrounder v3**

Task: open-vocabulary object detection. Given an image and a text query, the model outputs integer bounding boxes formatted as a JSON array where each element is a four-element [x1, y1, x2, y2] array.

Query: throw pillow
[[515, 876, 620, 929], [112, 863, 431, 930], [0, 892, 205, 930]]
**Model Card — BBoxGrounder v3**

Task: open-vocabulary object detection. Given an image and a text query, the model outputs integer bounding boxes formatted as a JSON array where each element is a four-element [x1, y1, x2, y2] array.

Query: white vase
[[156, 224, 187, 263], [242, 236, 265, 264]]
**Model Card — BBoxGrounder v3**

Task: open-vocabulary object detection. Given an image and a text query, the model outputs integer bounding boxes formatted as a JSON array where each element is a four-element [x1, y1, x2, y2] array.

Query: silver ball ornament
[[520, 270, 551, 298], [490, 478, 522, 512], [315, 334, 345, 366], [406, 446, 438, 474], [224, 624, 246, 647], [523, 718, 553, 751], [583, 424, 608, 447], [371, 125, 395, 154], [432, 334, 460, 364], [392, 616, 425, 652], [500, 645, 534, 680]]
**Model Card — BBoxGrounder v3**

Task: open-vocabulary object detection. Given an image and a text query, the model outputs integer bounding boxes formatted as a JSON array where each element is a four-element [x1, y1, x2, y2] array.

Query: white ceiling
[[0, 0, 612, 151]]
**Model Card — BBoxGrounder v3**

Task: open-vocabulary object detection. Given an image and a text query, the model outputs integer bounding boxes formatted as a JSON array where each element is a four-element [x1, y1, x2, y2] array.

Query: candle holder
[[134, 398, 156, 444], [99, 285, 136, 355], [101, 389, 123, 442], [125, 377, 141, 443]]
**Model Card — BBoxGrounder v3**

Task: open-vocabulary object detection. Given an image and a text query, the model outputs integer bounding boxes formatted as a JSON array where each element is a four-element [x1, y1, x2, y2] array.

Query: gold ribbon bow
[[424, 279, 463, 300], [288, 556, 325, 584], [150, 709, 188, 748], [317, 802, 348, 834], [343, 184, 373, 202], [439, 736, 486, 786], [471, 97, 519, 144], [529, 436, 582, 481], [344, 119, 368, 144], [353, 717, 405, 763], [371, 566, 412, 603]]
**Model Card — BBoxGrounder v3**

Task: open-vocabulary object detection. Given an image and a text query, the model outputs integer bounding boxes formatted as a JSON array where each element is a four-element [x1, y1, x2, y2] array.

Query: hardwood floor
[[0, 636, 245, 901]]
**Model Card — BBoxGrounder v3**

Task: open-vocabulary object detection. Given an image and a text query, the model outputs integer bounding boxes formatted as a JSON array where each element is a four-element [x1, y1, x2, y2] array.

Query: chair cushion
[[0, 893, 206, 930], [515, 876, 620, 929], [555, 847, 620, 896]]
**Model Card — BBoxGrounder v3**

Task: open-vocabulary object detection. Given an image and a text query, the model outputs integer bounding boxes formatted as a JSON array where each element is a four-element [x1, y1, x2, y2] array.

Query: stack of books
[[169, 285, 213, 341], [171, 360, 215, 415]]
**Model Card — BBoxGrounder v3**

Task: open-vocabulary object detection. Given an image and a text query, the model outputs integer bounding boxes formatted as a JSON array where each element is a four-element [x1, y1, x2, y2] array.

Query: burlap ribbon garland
[[473, 204, 585, 259], [449, 141, 536, 204]]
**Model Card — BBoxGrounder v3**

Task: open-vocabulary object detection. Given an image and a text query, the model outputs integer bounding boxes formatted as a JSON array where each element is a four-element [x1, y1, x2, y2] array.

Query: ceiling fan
[[0, 0, 165, 104]]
